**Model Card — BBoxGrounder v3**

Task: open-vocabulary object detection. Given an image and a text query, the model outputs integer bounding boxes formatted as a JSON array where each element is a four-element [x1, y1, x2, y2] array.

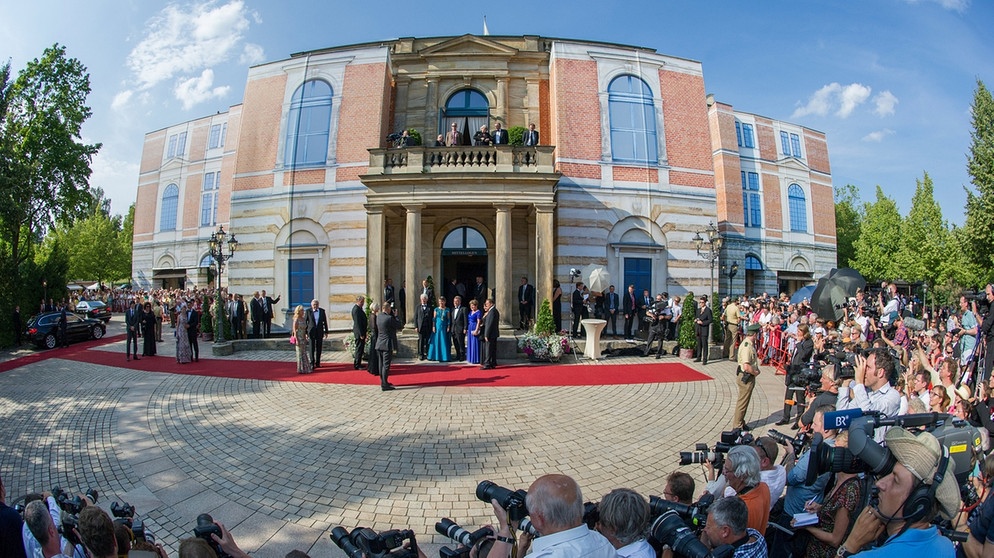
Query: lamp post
[[42, 279, 48, 310], [692, 222, 723, 299], [208, 224, 238, 342], [721, 261, 739, 297]]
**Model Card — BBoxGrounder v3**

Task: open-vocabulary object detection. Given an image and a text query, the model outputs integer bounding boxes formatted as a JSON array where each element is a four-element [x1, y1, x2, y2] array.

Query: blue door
[[624, 258, 652, 296]]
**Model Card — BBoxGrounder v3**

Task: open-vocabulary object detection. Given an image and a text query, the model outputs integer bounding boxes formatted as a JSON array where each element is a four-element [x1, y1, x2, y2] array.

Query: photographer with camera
[[643, 294, 670, 359], [487, 474, 615, 558], [837, 348, 902, 442], [799, 367, 842, 429], [835, 427, 960, 558], [777, 325, 815, 428], [698, 496, 768, 558], [666, 472, 697, 506], [595, 488, 654, 558]]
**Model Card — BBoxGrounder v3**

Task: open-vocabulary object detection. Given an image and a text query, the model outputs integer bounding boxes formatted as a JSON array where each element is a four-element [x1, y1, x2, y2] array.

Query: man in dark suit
[[305, 298, 328, 368], [375, 302, 401, 391], [517, 277, 535, 330], [524, 123, 539, 146], [397, 280, 407, 325], [491, 122, 508, 145], [125, 300, 141, 361], [451, 296, 467, 361], [420, 279, 435, 309], [261, 290, 281, 338], [351, 295, 368, 370], [383, 279, 395, 308], [605, 285, 621, 337], [250, 292, 263, 338], [622, 284, 638, 340], [187, 303, 200, 362], [694, 295, 712, 365], [414, 294, 432, 360], [638, 289, 652, 339], [481, 298, 500, 369], [571, 282, 585, 337], [473, 276, 488, 309]]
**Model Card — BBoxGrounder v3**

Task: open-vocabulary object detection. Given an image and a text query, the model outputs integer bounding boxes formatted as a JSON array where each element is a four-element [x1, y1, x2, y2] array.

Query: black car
[[25, 311, 106, 349], [75, 300, 112, 322]]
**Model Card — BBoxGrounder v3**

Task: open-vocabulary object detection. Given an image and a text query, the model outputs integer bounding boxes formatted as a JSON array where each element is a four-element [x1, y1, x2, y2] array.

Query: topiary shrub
[[407, 128, 422, 146], [533, 298, 555, 335], [678, 292, 697, 349], [508, 126, 527, 146]]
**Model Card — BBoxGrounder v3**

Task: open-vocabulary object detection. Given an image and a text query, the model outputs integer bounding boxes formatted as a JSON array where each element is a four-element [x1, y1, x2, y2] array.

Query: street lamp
[[208, 224, 238, 342], [693, 222, 723, 299], [721, 261, 739, 297], [42, 279, 48, 309]]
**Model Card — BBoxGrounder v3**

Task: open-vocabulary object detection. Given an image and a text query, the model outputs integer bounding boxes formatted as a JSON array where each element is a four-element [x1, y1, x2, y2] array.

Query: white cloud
[[240, 43, 265, 65], [901, 0, 969, 12], [118, 0, 259, 109], [873, 91, 899, 116], [862, 129, 895, 142], [792, 82, 872, 119], [89, 150, 142, 216], [175, 69, 230, 110], [111, 90, 133, 111]]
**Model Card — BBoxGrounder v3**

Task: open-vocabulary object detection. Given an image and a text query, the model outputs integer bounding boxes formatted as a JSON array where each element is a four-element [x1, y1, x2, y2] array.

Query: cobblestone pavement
[[0, 318, 788, 557]]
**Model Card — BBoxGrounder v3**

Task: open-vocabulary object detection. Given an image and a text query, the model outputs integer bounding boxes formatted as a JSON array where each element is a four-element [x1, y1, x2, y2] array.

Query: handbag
[[289, 335, 297, 345]]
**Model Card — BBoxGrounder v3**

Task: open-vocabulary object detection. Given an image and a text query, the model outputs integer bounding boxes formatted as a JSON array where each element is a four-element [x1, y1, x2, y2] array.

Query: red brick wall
[[539, 79, 550, 143], [182, 172, 203, 236], [558, 162, 600, 179], [133, 182, 158, 237], [217, 106, 240, 224], [234, 74, 287, 188], [613, 166, 658, 182], [811, 181, 837, 243], [762, 169, 783, 231], [552, 59, 602, 165], [140, 133, 166, 174], [805, 131, 831, 175], [283, 169, 326, 187], [337, 62, 391, 166], [754, 117, 777, 161], [189, 120, 209, 162], [659, 69, 712, 185]]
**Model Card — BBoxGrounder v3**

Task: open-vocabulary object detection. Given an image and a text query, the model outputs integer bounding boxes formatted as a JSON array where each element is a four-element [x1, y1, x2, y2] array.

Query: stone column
[[366, 206, 385, 305], [404, 204, 423, 330], [495, 204, 514, 331], [424, 78, 438, 136], [535, 204, 555, 318]]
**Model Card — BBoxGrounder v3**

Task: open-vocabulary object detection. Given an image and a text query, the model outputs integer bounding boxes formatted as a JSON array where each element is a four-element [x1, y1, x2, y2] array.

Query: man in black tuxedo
[[305, 298, 328, 368], [524, 123, 539, 146], [694, 295, 712, 365], [397, 280, 406, 325], [605, 285, 620, 337], [622, 284, 638, 340], [420, 279, 435, 309], [481, 298, 500, 369], [473, 276, 488, 309], [261, 289, 281, 338], [250, 291, 263, 338], [451, 296, 467, 361], [351, 295, 367, 370], [414, 294, 432, 360], [375, 302, 402, 391], [125, 300, 141, 361], [517, 277, 535, 330], [638, 289, 652, 339], [187, 303, 200, 362], [383, 279, 395, 308], [492, 122, 508, 145], [571, 282, 585, 337]]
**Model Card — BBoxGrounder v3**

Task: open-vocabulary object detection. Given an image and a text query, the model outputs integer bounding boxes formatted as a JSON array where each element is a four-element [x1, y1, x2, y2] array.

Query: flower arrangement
[[343, 333, 358, 358], [518, 299, 571, 362]]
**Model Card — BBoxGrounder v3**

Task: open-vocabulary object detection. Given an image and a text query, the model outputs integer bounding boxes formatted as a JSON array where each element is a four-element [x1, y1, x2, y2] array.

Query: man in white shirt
[[837, 347, 903, 442]]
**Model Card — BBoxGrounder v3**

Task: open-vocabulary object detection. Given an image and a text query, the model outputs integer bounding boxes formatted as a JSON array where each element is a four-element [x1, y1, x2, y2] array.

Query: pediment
[[420, 35, 518, 58], [778, 156, 810, 172], [161, 158, 186, 173]]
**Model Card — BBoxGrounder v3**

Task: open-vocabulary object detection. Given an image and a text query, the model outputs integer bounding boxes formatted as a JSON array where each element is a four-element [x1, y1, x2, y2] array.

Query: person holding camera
[[836, 348, 902, 442], [376, 301, 402, 391], [643, 294, 669, 358], [699, 496, 768, 558], [835, 427, 959, 558], [777, 324, 814, 427], [596, 488, 654, 558], [488, 474, 615, 558], [23, 499, 76, 558]]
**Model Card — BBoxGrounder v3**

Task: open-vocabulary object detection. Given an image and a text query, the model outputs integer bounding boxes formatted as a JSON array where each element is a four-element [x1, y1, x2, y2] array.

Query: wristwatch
[[835, 545, 854, 558]]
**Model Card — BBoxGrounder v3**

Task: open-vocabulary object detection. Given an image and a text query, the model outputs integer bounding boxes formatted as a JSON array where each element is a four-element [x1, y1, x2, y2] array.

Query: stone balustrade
[[368, 145, 556, 175]]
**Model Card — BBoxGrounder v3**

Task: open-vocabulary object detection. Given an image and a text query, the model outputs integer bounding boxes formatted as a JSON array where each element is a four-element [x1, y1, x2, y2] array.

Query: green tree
[[894, 173, 947, 291], [834, 184, 862, 268], [851, 186, 902, 282], [678, 293, 697, 349], [963, 79, 994, 284]]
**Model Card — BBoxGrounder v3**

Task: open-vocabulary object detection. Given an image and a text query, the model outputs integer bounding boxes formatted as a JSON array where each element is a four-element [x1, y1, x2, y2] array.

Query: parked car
[[75, 300, 112, 322], [25, 311, 106, 349]]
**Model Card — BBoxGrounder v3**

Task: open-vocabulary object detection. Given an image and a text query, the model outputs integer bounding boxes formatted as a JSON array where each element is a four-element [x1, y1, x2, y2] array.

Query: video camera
[[111, 501, 154, 544], [805, 412, 982, 509], [331, 525, 419, 558], [435, 519, 493, 558], [679, 429, 754, 471], [476, 480, 529, 522]]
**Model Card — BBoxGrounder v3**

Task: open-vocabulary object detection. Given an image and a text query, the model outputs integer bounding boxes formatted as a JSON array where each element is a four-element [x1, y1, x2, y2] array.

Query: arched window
[[442, 227, 487, 250], [442, 89, 489, 145], [788, 184, 807, 232], [284, 80, 332, 168], [608, 75, 658, 163], [160, 184, 179, 231], [745, 255, 763, 270]]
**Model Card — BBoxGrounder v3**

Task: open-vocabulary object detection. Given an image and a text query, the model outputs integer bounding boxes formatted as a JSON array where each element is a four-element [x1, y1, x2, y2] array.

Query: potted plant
[[518, 299, 571, 362], [201, 304, 214, 341], [678, 292, 697, 359]]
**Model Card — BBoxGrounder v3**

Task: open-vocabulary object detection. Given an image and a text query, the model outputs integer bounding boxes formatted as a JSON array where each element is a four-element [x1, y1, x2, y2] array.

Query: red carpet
[[1, 337, 712, 387]]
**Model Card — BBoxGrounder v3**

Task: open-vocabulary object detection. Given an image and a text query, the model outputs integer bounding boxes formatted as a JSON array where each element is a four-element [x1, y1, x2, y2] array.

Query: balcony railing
[[367, 145, 556, 175]]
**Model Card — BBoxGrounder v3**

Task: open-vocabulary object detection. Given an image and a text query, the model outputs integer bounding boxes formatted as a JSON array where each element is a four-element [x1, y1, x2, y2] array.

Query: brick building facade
[[132, 34, 836, 331]]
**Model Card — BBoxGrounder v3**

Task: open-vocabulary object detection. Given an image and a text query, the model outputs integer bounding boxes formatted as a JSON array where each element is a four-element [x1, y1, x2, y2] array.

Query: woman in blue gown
[[466, 299, 482, 364], [427, 296, 451, 362]]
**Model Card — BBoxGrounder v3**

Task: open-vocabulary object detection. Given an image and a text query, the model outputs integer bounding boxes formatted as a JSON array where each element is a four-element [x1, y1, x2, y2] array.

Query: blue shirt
[[784, 438, 834, 516], [855, 526, 954, 558]]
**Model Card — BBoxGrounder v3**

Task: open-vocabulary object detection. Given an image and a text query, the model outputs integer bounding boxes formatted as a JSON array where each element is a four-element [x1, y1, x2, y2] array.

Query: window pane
[[610, 102, 634, 128], [285, 80, 332, 168], [745, 256, 763, 270], [289, 259, 315, 308], [749, 193, 761, 227], [201, 192, 213, 227], [789, 184, 807, 232], [611, 130, 636, 161], [742, 124, 754, 148], [790, 133, 802, 158], [177, 132, 187, 155], [161, 184, 179, 231], [781, 131, 790, 155], [167, 135, 177, 158], [465, 228, 485, 249], [735, 122, 743, 147], [209, 124, 221, 149]]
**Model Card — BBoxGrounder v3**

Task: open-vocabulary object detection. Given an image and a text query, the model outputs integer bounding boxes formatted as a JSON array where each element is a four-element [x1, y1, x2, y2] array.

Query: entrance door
[[441, 226, 488, 302], [623, 258, 652, 297]]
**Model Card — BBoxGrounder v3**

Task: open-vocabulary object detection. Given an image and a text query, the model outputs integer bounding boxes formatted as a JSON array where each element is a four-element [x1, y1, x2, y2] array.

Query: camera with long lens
[[476, 481, 529, 522], [648, 493, 713, 530], [111, 501, 154, 544], [767, 429, 810, 456], [331, 525, 419, 558], [648, 510, 711, 558], [679, 429, 754, 470], [518, 517, 539, 538], [436, 518, 493, 558], [52, 486, 97, 547], [193, 513, 230, 558]]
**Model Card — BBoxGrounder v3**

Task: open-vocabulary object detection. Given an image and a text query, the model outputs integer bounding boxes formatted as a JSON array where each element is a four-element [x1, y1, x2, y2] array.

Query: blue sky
[[2, 0, 991, 224]]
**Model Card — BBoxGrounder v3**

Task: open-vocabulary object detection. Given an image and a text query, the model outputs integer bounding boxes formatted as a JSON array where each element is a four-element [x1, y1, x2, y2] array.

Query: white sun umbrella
[[584, 265, 611, 293]]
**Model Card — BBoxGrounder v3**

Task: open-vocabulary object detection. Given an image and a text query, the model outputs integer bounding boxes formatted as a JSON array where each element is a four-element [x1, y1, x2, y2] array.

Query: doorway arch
[[441, 226, 488, 302]]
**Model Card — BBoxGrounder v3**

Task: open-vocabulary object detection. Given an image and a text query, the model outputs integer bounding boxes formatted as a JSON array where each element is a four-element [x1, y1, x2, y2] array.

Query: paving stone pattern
[[0, 320, 786, 556]]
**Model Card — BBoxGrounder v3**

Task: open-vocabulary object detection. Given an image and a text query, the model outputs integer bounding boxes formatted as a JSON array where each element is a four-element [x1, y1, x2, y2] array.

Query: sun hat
[[884, 427, 961, 519]]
